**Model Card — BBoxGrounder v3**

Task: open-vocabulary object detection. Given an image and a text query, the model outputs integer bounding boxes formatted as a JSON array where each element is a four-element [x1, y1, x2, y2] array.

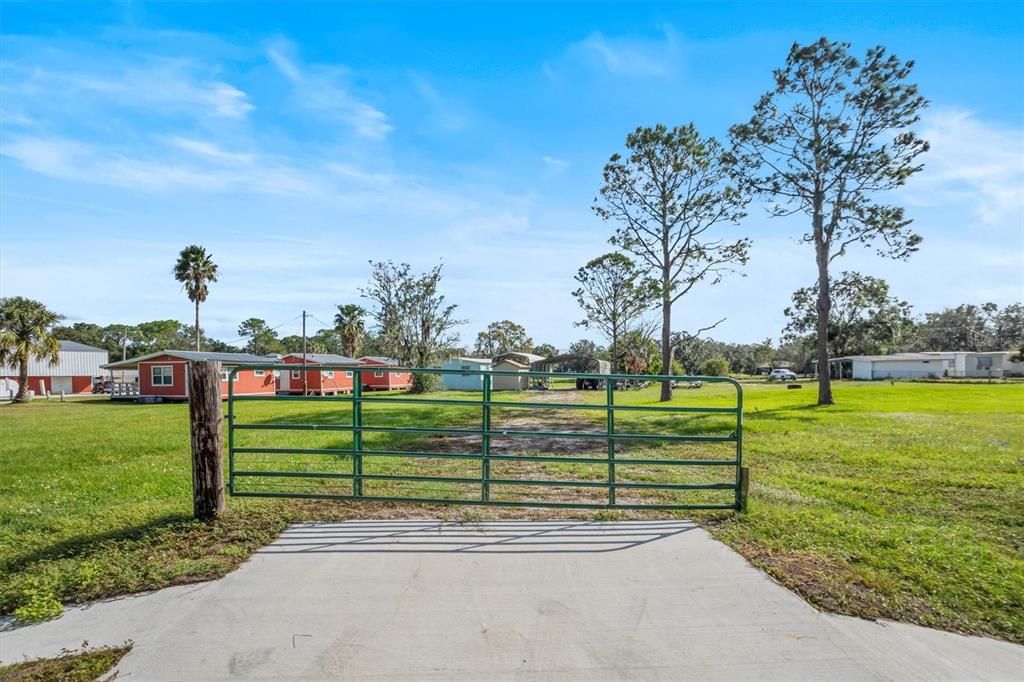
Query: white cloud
[[1, 135, 321, 195], [165, 137, 255, 164], [552, 24, 682, 78], [326, 162, 394, 186], [543, 156, 570, 175], [908, 109, 1024, 225], [409, 73, 469, 132], [266, 40, 392, 140], [3, 62, 253, 120]]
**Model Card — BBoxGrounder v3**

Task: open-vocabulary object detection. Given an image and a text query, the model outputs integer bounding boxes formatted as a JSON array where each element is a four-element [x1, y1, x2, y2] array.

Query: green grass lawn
[[1, 381, 1022, 643]]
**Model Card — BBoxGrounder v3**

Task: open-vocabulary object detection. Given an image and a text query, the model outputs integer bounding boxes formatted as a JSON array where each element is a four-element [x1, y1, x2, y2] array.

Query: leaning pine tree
[[594, 124, 750, 401], [729, 38, 928, 405]]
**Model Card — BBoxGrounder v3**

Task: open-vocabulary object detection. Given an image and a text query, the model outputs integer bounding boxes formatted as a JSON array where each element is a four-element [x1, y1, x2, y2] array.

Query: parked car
[[768, 369, 797, 382]]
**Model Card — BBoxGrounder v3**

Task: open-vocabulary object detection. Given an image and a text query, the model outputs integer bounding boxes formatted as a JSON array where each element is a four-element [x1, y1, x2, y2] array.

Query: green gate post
[[606, 379, 615, 506], [227, 366, 235, 497], [735, 384, 744, 510], [481, 372, 491, 502], [352, 372, 363, 497]]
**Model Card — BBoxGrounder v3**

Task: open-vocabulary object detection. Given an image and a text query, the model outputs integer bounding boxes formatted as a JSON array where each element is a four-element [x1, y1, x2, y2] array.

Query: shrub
[[648, 358, 684, 376], [699, 357, 730, 376], [13, 577, 63, 622], [410, 372, 441, 394]]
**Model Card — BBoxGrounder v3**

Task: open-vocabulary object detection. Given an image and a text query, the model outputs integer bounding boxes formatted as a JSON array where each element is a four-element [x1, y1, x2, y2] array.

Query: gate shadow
[[256, 519, 697, 555]]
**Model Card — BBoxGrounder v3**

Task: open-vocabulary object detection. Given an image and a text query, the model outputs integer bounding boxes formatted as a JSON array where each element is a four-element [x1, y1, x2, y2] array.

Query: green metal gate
[[227, 366, 744, 511]]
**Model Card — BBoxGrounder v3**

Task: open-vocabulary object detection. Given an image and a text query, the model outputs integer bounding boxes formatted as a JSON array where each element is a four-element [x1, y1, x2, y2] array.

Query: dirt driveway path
[[3, 520, 1021, 680]]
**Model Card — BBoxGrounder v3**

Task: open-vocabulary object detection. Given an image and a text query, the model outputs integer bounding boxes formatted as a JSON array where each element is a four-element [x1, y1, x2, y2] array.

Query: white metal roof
[[282, 353, 361, 365], [1, 340, 109, 376], [104, 350, 279, 370]]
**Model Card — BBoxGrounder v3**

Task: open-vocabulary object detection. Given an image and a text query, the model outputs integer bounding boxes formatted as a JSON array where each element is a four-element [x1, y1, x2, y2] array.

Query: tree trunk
[[610, 320, 619, 375], [194, 300, 201, 352], [813, 193, 834, 406], [15, 357, 30, 402], [188, 360, 224, 520], [660, 291, 672, 402]]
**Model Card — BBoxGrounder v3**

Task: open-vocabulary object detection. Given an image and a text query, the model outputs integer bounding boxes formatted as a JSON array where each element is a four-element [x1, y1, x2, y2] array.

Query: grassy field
[[1, 381, 1021, 642]]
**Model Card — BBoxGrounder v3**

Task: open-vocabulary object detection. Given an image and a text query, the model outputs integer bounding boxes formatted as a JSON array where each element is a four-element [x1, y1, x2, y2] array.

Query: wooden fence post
[[738, 466, 750, 512], [189, 360, 224, 520]]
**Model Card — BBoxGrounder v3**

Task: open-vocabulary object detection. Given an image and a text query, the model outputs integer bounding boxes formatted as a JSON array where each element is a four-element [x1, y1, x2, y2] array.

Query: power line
[[221, 313, 304, 346], [308, 314, 336, 330]]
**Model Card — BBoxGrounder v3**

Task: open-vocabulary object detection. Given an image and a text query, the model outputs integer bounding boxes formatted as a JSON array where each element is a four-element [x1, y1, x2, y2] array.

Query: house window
[[345, 371, 354, 378], [323, 370, 335, 379], [151, 365, 173, 386], [253, 369, 265, 376], [394, 372, 402, 377], [291, 370, 301, 379], [220, 371, 239, 382], [374, 371, 384, 378], [978, 356, 993, 369]]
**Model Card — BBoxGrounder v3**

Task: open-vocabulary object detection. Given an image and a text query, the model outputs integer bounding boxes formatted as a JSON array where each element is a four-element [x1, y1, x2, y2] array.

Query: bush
[[648, 358, 684, 376], [699, 357, 730, 376], [410, 372, 441, 394], [13, 577, 63, 622]]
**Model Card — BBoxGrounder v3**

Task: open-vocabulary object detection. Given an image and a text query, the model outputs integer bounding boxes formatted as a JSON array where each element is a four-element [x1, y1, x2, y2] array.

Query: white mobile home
[[830, 351, 1023, 380]]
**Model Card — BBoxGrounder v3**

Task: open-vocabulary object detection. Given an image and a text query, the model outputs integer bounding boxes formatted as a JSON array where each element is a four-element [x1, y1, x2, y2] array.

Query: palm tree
[[334, 304, 367, 358], [0, 297, 62, 402], [172, 245, 218, 352]]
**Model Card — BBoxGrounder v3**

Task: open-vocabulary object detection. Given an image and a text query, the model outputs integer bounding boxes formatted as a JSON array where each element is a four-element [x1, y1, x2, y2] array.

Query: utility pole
[[301, 310, 308, 396], [120, 326, 129, 383]]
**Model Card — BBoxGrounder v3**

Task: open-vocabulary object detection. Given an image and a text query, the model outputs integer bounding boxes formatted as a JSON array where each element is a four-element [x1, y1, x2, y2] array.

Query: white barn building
[[0, 340, 109, 395]]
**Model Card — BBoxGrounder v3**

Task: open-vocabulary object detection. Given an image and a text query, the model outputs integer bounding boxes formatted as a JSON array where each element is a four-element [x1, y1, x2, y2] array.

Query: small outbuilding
[[490, 352, 546, 391], [440, 357, 491, 391]]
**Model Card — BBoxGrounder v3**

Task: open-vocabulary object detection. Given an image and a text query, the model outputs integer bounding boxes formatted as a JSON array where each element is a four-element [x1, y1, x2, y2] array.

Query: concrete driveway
[[2, 520, 1022, 680]]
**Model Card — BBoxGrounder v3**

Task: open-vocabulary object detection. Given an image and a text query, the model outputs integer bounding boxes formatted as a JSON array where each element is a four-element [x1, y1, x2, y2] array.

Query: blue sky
[[1, 1, 1022, 348]]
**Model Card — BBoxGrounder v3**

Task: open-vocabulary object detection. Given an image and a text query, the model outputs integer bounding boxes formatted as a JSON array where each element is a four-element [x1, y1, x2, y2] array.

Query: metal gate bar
[[227, 366, 744, 510]]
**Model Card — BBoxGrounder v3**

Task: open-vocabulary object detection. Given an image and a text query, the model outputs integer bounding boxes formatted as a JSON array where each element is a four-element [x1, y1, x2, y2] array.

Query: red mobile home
[[102, 351, 277, 401], [279, 354, 361, 395], [358, 356, 413, 391]]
